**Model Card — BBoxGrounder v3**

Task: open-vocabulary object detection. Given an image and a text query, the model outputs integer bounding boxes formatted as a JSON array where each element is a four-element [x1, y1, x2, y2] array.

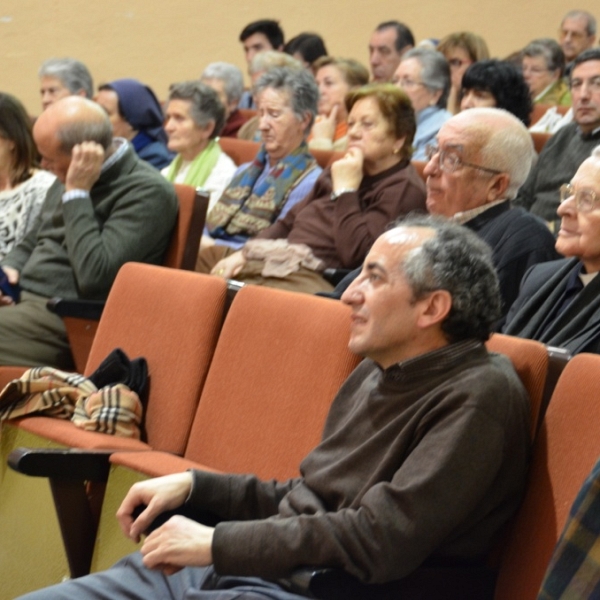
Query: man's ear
[[416, 289, 452, 329], [486, 173, 510, 202]]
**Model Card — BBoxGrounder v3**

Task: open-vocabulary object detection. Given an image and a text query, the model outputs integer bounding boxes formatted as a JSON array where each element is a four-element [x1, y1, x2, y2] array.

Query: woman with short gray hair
[[392, 48, 452, 160], [162, 81, 237, 209], [522, 38, 571, 107]]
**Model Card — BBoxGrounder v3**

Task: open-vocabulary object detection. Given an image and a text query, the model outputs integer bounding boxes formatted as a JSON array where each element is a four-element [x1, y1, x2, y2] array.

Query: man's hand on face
[[65, 142, 105, 192]]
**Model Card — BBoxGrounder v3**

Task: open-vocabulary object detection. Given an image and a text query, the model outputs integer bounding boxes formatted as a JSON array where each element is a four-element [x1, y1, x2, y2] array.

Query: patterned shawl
[[206, 142, 316, 237]]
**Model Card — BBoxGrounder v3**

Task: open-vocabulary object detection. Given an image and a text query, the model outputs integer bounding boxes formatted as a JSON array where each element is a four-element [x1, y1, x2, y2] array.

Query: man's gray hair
[[39, 58, 94, 99], [254, 66, 319, 132], [562, 10, 597, 36], [201, 62, 244, 105], [464, 107, 535, 200], [168, 81, 225, 139], [395, 214, 501, 343], [401, 47, 450, 108]]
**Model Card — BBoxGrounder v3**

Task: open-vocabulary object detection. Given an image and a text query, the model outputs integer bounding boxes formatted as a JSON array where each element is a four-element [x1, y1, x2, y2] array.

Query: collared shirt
[[62, 138, 128, 203], [453, 199, 507, 225]]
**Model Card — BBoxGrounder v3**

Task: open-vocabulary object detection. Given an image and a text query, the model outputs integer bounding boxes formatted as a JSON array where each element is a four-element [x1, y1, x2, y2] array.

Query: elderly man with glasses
[[504, 145, 600, 354], [326, 107, 557, 323]]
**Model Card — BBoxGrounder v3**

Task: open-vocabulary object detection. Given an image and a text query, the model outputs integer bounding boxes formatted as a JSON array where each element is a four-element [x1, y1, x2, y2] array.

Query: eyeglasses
[[560, 183, 600, 212], [425, 144, 503, 175], [522, 66, 551, 76], [396, 77, 424, 89]]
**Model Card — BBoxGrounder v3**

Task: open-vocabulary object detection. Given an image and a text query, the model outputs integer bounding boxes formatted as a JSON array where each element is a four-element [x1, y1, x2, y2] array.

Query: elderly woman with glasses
[[392, 48, 452, 161], [521, 38, 571, 107], [504, 146, 600, 354]]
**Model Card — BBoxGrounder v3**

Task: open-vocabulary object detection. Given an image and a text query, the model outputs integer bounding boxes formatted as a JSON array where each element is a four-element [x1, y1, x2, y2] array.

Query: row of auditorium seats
[[0, 261, 594, 599]]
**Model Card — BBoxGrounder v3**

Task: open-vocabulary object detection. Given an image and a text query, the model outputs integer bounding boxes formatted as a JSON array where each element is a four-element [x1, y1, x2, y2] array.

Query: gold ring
[[217, 269, 225, 275]]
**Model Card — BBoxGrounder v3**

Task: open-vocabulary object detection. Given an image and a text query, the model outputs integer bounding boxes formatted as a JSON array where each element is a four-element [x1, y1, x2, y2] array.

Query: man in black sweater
[[20, 217, 530, 600], [328, 107, 558, 323]]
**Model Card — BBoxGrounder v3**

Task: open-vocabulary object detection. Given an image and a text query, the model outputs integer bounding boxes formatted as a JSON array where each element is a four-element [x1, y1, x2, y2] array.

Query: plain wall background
[[1, 0, 597, 114]]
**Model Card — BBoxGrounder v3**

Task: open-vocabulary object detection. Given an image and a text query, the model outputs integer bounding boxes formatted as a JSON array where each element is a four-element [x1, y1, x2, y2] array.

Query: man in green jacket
[[0, 96, 178, 369]]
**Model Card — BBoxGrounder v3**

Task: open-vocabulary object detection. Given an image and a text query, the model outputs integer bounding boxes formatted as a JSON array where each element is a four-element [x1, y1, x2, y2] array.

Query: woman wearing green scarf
[[162, 82, 237, 210]]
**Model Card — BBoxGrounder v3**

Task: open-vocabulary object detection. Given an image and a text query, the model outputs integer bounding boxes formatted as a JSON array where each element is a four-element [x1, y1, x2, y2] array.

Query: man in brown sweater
[[20, 216, 530, 600]]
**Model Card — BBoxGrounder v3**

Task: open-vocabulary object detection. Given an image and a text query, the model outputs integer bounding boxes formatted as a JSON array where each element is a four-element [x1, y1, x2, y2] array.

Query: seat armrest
[[289, 566, 497, 600], [8, 447, 114, 578], [47, 297, 105, 321], [8, 447, 112, 481]]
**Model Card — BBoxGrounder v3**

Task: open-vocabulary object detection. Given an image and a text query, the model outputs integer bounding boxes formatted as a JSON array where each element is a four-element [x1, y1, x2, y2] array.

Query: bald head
[[33, 97, 112, 183], [445, 108, 534, 198]]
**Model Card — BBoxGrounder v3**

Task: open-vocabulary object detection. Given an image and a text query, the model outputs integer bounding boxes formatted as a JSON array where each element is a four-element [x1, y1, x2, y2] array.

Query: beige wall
[[1, 0, 597, 114]]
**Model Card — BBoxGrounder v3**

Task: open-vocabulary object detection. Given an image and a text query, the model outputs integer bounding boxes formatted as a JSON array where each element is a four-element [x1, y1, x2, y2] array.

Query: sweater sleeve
[[61, 178, 177, 298], [211, 400, 511, 583], [187, 470, 301, 521]]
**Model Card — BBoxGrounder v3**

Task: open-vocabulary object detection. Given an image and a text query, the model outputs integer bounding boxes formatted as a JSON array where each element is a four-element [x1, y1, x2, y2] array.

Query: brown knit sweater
[[187, 341, 530, 585], [255, 159, 426, 269]]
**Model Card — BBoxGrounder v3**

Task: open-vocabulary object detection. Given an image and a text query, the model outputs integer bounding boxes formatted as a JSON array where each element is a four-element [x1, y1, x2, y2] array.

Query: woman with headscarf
[[95, 78, 173, 169]]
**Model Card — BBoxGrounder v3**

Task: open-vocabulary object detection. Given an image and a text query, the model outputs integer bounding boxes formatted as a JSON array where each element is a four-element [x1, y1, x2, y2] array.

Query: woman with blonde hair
[[438, 32, 490, 113], [309, 56, 370, 151]]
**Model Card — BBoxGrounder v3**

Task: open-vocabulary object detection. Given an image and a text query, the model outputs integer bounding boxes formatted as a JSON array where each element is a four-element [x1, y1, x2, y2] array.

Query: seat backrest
[[84, 263, 227, 454], [411, 160, 427, 183], [218, 137, 261, 166], [530, 132, 552, 155], [530, 103, 552, 125], [238, 108, 258, 120], [163, 185, 209, 271], [183, 285, 362, 480], [309, 148, 343, 169], [494, 353, 600, 600], [485, 333, 548, 441]]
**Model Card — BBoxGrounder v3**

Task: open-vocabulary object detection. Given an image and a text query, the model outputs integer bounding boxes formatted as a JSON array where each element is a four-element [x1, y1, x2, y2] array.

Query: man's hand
[[331, 147, 364, 193], [0, 266, 19, 306], [116, 472, 193, 543], [65, 142, 105, 192], [140, 516, 214, 574], [211, 250, 246, 279], [311, 105, 339, 143]]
